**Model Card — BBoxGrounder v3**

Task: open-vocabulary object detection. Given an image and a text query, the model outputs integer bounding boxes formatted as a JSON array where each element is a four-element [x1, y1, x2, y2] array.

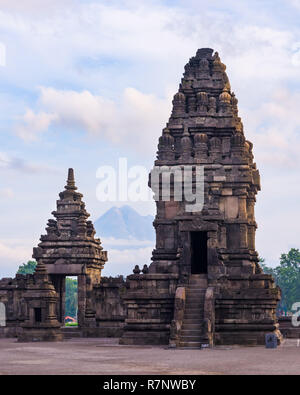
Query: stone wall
[[0, 275, 29, 338], [93, 276, 126, 337], [120, 273, 179, 345], [278, 316, 300, 339]]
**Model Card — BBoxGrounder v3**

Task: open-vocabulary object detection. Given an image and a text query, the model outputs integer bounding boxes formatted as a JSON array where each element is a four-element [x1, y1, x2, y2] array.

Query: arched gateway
[[33, 169, 107, 331]]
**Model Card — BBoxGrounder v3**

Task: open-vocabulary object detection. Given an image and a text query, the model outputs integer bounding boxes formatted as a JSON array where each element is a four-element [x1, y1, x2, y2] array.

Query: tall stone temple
[[0, 48, 282, 346], [120, 48, 282, 346]]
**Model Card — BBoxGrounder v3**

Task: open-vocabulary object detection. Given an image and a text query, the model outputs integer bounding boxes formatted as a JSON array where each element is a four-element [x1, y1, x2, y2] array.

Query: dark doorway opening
[[34, 308, 42, 323], [191, 231, 208, 274]]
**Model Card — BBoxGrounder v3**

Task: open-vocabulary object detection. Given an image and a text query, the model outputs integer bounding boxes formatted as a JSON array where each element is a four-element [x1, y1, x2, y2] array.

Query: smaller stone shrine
[[0, 169, 109, 340], [18, 261, 63, 342], [33, 168, 107, 333]]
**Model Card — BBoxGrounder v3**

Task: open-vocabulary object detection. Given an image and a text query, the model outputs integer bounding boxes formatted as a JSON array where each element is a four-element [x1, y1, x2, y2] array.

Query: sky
[[0, 0, 300, 277]]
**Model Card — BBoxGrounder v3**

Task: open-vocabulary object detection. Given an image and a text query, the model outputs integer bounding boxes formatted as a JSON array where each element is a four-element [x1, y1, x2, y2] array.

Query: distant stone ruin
[[0, 49, 282, 346]]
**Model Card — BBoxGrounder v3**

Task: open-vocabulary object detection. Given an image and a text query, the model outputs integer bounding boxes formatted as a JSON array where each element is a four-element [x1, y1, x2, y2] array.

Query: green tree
[[17, 261, 78, 321], [17, 260, 37, 275], [65, 277, 78, 319], [261, 248, 300, 313]]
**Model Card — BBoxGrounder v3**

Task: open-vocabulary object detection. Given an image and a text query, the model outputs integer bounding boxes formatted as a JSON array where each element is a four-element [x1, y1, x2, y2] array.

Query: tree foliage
[[65, 277, 78, 319], [261, 248, 300, 313], [17, 260, 37, 275], [16, 261, 78, 320]]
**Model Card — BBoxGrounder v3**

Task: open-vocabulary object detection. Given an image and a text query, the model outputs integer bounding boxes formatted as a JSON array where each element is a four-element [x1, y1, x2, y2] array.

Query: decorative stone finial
[[65, 168, 77, 190], [142, 265, 149, 274], [133, 265, 141, 274]]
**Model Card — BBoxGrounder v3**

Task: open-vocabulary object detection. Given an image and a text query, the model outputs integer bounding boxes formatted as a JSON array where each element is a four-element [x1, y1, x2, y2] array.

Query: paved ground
[[0, 337, 300, 375]]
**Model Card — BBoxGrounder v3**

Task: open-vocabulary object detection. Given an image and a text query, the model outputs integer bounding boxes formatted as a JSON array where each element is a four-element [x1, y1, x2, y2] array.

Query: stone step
[[179, 275, 207, 348], [189, 274, 207, 281], [186, 301, 203, 309], [181, 329, 203, 336], [63, 332, 82, 339], [186, 289, 205, 298], [185, 300, 204, 305], [184, 308, 204, 314], [182, 318, 203, 324], [184, 307, 204, 313], [182, 323, 203, 330], [181, 335, 203, 342], [186, 290, 206, 294], [178, 341, 203, 348], [187, 287, 207, 291], [188, 286, 206, 289], [186, 296, 205, 301], [183, 314, 204, 321], [186, 292, 206, 297], [189, 278, 208, 284], [186, 297, 205, 302], [189, 281, 207, 287], [185, 296, 205, 301], [62, 327, 82, 339]]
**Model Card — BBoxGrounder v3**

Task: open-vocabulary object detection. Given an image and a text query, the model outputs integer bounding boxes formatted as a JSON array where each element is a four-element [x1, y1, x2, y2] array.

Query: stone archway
[[33, 169, 107, 333]]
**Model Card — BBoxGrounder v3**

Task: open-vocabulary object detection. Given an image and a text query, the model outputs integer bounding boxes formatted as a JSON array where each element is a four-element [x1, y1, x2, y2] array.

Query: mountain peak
[[94, 205, 155, 241]]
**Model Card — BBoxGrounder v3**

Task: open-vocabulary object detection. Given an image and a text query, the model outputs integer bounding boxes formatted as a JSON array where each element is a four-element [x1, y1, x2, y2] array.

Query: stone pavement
[[0, 338, 299, 375]]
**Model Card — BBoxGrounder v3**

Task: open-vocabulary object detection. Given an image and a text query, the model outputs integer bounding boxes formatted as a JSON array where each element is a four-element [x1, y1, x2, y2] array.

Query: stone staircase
[[179, 274, 208, 348], [62, 327, 82, 339]]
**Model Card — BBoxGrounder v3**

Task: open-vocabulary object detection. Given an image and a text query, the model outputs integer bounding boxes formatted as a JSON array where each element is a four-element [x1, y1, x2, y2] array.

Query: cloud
[[8, 1, 300, 156], [242, 89, 300, 168], [102, 246, 152, 277], [15, 109, 57, 141], [0, 151, 59, 173], [0, 0, 297, 99], [0, 239, 33, 278], [15, 86, 172, 153], [286, 0, 300, 10], [0, 187, 13, 198], [102, 237, 154, 249], [0, 0, 73, 15]]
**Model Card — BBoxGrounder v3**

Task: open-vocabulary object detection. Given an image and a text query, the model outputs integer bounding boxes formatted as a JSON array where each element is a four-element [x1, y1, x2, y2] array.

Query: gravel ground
[[0, 337, 299, 375]]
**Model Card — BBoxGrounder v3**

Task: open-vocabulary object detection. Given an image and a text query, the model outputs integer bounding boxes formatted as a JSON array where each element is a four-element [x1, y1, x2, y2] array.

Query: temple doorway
[[190, 231, 208, 274], [65, 276, 78, 327]]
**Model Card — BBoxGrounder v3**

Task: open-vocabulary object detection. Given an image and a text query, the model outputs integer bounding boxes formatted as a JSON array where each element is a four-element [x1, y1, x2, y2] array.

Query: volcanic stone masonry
[[32, 168, 107, 335], [0, 169, 108, 341], [119, 48, 282, 347], [0, 48, 283, 345]]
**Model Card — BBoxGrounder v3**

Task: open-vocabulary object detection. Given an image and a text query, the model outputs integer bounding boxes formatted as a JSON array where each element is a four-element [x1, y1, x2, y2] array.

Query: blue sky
[[0, 0, 300, 277]]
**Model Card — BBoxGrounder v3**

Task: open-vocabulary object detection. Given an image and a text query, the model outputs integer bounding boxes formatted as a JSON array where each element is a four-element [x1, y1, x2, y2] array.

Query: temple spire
[[65, 168, 77, 190]]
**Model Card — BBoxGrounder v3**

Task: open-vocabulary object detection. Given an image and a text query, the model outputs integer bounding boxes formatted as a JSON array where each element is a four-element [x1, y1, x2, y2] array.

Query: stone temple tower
[[33, 169, 107, 332], [121, 48, 281, 347]]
